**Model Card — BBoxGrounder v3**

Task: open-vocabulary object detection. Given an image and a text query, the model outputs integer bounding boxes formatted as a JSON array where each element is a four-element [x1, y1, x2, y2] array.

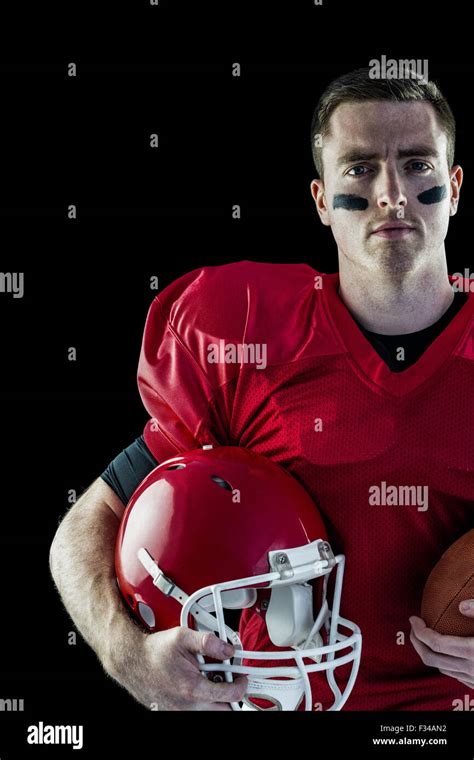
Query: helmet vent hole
[[167, 463, 186, 470], [211, 475, 233, 491]]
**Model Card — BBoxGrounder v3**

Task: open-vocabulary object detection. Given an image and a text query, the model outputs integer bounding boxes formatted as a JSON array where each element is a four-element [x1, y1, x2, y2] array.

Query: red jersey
[[137, 261, 474, 710]]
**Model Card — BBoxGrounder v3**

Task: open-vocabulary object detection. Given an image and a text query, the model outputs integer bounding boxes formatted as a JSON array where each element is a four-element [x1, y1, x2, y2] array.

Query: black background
[[0, 0, 473, 754]]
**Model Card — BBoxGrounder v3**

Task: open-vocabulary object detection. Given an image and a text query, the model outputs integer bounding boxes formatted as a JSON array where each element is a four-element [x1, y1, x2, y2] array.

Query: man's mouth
[[371, 222, 415, 239]]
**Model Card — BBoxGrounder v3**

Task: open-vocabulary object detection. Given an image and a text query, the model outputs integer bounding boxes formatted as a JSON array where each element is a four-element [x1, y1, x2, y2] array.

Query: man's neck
[[337, 260, 455, 336]]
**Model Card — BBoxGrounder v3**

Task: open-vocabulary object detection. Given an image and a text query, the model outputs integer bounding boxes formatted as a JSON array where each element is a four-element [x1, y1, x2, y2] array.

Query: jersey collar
[[320, 272, 474, 397]]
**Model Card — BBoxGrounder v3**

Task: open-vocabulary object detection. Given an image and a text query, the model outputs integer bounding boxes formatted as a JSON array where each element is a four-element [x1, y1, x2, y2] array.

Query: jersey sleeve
[[137, 265, 248, 463], [100, 435, 159, 505]]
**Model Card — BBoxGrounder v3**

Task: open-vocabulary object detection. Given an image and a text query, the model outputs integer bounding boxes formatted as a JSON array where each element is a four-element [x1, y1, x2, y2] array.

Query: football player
[[50, 67, 474, 710]]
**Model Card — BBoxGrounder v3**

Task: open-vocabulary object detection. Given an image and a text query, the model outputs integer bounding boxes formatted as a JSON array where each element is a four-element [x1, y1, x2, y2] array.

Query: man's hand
[[109, 626, 248, 710], [410, 601, 474, 689]]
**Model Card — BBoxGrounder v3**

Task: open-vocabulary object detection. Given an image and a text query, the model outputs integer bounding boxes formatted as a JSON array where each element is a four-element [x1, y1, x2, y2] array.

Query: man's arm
[[49, 476, 247, 709], [49, 477, 141, 675]]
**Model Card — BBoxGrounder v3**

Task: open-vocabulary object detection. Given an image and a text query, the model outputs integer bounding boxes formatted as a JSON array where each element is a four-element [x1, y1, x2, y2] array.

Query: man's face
[[311, 100, 462, 274]]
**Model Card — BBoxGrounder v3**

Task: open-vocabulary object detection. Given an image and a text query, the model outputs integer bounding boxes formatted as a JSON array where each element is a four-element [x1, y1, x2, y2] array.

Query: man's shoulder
[[156, 260, 322, 337], [158, 260, 317, 308]]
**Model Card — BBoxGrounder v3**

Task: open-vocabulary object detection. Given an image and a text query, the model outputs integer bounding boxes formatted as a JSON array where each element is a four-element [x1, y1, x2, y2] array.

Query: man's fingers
[[176, 628, 248, 705], [410, 630, 472, 675], [195, 673, 249, 704], [459, 600, 474, 618], [179, 628, 235, 660], [410, 616, 474, 659]]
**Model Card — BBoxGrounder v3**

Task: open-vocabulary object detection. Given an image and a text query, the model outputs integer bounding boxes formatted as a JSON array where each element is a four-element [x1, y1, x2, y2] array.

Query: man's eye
[[347, 165, 370, 176], [410, 161, 430, 172]]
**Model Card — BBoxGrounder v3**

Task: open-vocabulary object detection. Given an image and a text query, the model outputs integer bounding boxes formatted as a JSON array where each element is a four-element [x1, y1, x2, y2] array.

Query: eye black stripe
[[333, 194, 369, 211]]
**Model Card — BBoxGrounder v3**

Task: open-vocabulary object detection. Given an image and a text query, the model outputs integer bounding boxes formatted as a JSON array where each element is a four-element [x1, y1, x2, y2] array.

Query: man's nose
[[375, 166, 408, 212]]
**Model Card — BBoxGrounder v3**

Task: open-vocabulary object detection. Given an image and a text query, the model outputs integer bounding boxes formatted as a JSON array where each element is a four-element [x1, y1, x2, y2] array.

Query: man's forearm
[[49, 478, 145, 676]]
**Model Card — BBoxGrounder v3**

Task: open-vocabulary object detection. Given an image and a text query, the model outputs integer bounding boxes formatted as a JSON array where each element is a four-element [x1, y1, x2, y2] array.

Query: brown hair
[[310, 67, 456, 179]]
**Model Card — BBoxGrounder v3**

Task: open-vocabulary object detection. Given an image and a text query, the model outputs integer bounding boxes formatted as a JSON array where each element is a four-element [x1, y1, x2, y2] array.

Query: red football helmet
[[115, 445, 361, 710]]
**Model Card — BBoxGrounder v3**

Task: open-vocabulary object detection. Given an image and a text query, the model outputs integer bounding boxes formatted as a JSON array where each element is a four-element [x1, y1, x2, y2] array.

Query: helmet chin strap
[[241, 677, 306, 711], [138, 547, 242, 648], [240, 628, 324, 712]]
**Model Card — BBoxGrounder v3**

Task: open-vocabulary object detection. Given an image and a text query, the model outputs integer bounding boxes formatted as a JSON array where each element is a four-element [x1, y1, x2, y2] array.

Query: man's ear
[[310, 179, 331, 226], [449, 165, 463, 216]]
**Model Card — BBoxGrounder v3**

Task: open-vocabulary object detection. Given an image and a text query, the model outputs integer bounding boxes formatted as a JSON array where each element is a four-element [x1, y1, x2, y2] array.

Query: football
[[421, 529, 474, 636]]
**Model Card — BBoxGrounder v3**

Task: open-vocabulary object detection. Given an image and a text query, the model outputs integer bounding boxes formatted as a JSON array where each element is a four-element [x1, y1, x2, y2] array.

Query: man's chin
[[368, 241, 422, 272]]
